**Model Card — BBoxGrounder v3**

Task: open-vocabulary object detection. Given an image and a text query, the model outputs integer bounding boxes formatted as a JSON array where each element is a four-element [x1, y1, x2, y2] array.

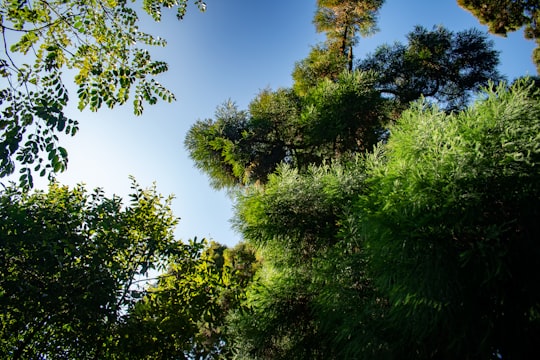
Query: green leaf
[[58, 147, 68, 158], [57, 118, 66, 132]]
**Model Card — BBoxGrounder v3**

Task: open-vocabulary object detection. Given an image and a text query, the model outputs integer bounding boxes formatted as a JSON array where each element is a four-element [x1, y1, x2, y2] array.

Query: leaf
[[52, 158, 63, 173], [57, 118, 66, 132], [58, 147, 68, 159]]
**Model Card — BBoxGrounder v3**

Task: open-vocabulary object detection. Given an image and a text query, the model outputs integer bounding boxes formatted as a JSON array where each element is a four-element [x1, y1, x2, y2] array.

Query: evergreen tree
[[458, 0, 540, 73], [314, 0, 385, 70], [185, 71, 387, 188], [358, 25, 501, 113]]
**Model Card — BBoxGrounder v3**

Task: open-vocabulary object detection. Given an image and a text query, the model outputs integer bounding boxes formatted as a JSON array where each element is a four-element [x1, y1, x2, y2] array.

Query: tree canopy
[[3, 1, 537, 358], [458, 0, 540, 73], [0, 0, 206, 188], [314, 0, 385, 70], [0, 179, 179, 358], [229, 80, 540, 359], [357, 80, 540, 358], [187, 25, 500, 189], [0, 179, 260, 359], [358, 25, 501, 112], [186, 70, 387, 189], [114, 239, 259, 359]]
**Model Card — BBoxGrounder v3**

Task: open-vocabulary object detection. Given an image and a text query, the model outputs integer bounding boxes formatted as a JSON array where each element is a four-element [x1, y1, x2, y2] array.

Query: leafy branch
[[0, 0, 206, 188]]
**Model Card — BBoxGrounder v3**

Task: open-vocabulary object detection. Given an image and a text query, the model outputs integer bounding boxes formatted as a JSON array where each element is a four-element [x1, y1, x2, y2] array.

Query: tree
[[357, 80, 540, 358], [185, 71, 387, 189], [0, 0, 207, 188], [185, 92, 302, 189], [227, 80, 540, 359], [292, 44, 348, 96], [184, 100, 254, 189], [187, 6, 502, 191], [116, 239, 259, 359], [292, 0, 384, 95], [314, 0, 384, 71], [458, 0, 540, 73], [229, 160, 382, 359], [184, 2, 532, 358], [300, 70, 386, 157], [358, 25, 501, 113], [188, 24, 501, 190], [0, 179, 179, 359]]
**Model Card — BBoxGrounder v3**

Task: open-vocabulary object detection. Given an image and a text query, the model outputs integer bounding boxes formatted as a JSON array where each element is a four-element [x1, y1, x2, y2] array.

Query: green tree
[[117, 239, 259, 359], [0, 178, 179, 359], [228, 80, 540, 360], [292, 44, 348, 96], [358, 25, 501, 113], [293, 0, 384, 94], [184, 100, 254, 189], [357, 80, 540, 358], [185, 92, 302, 189], [0, 0, 206, 188], [185, 71, 387, 189], [187, 24, 500, 190], [300, 70, 386, 157], [314, 0, 384, 71], [184, 4, 518, 357], [229, 160, 380, 359], [458, 0, 540, 73]]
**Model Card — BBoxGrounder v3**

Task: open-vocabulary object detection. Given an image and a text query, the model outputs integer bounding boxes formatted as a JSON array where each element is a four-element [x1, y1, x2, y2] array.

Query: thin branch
[[2, 29, 20, 72]]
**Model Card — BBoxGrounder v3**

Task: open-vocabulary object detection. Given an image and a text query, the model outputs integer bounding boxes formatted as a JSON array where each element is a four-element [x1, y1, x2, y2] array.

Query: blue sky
[[34, 0, 536, 247]]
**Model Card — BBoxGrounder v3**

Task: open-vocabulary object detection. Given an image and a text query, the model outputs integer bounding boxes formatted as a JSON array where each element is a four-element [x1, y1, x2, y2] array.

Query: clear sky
[[31, 0, 537, 247]]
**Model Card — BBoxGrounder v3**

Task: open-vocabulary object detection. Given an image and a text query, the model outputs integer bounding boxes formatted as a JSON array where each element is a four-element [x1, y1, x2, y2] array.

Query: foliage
[[314, 0, 384, 39], [186, 2, 531, 359], [230, 159, 375, 359], [458, 0, 540, 73], [358, 25, 501, 113], [293, 0, 384, 93], [246, 88, 304, 179], [0, 178, 178, 359], [185, 91, 302, 189], [228, 80, 540, 359], [314, 0, 385, 70], [235, 160, 367, 257], [114, 239, 259, 359], [300, 70, 386, 156], [188, 22, 501, 191], [292, 44, 348, 96], [357, 80, 540, 358], [186, 71, 387, 189], [0, 0, 206, 188], [185, 100, 253, 189], [228, 268, 327, 360]]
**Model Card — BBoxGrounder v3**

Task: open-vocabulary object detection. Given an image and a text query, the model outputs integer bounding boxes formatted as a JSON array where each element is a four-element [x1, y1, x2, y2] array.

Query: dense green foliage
[[458, 0, 540, 73], [0, 179, 258, 359], [358, 80, 540, 358], [358, 25, 501, 112], [182, 6, 522, 355], [230, 161, 375, 359], [115, 240, 258, 359], [187, 25, 500, 189], [0, 179, 179, 358], [186, 71, 386, 189], [2, 1, 537, 358], [230, 81, 540, 359], [0, 0, 206, 188]]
